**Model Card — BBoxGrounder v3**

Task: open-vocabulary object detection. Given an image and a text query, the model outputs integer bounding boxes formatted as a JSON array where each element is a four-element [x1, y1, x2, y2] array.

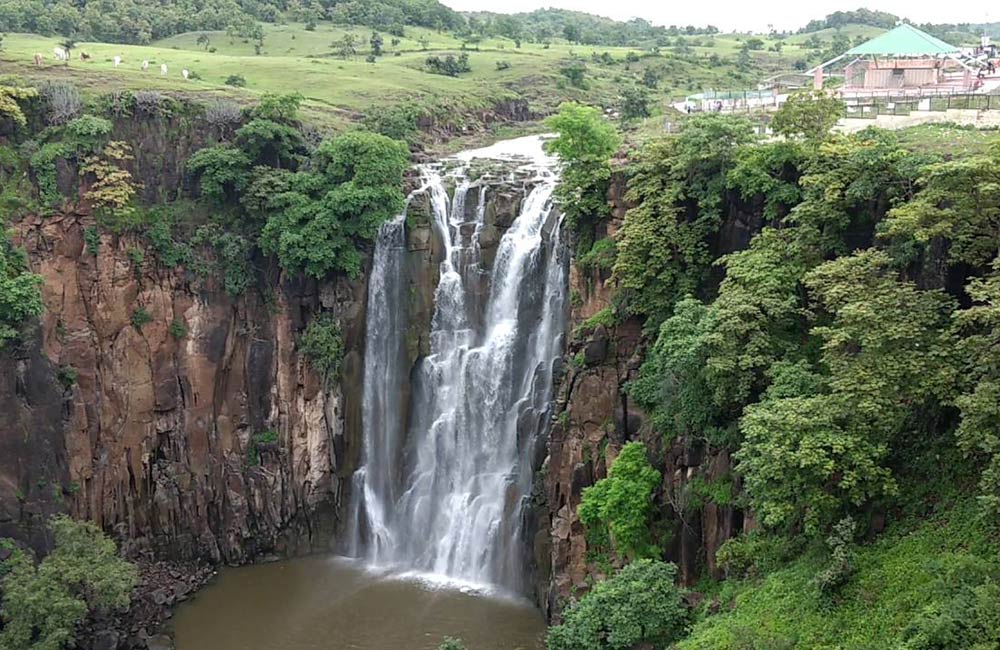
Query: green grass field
[[0, 20, 817, 130], [1, 21, 922, 138]]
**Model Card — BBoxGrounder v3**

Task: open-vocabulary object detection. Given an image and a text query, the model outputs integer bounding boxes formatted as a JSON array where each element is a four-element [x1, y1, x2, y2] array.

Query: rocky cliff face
[[539, 172, 753, 618], [0, 106, 367, 566], [2, 207, 365, 564]]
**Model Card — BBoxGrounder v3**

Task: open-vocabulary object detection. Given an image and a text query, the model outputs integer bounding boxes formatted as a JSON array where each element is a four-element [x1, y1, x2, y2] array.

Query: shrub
[[424, 53, 471, 76], [0, 236, 44, 349], [0, 516, 138, 650], [79, 141, 139, 218], [83, 226, 100, 256], [436, 639, 466, 650], [0, 84, 38, 128], [363, 103, 420, 142], [168, 319, 187, 339], [547, 560, 689, 650], [187, 145, 252, 203], [65, 115, 113, 151], [771, 90, 842, 140], [57, 365, 77, 387], [203, 99, 243, 128], [578, 441, 661, 561], [577, 237, 617, 274], [559, 60, 588, 88], [39, 81, 81, 125], [130, 306, 152, 329], [495, 60, 511, 70], [299, 314, 344, 382], [812, 516, 857, 596], [225, 74, 247, 87], [133, 91, 172, 117]]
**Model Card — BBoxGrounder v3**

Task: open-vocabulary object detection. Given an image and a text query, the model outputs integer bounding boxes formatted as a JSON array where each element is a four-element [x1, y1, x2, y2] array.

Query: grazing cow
[[141, 60, 149, 71], [113, 55, 121, 67], [80, 51, 90, 61], [34, 53, 43, 66], [182, 69, 189, 80], [53, 47, 66, 61], [160, 63, 168, 75]]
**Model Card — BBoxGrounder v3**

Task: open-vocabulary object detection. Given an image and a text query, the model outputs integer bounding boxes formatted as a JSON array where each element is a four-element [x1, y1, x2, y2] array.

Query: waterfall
[[347, 136, 568, 594]]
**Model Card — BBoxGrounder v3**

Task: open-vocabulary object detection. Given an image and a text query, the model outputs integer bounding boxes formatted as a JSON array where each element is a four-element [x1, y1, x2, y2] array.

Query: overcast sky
[[441, 0, 994, 33]]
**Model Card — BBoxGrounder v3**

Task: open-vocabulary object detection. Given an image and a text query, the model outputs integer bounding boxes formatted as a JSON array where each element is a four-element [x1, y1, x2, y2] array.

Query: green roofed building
[[808, 23, 973, 91]]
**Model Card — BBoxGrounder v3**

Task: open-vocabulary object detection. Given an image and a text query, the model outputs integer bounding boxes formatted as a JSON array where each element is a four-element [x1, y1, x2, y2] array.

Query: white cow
[[113, 55, 121, 67], [53, 47, 66, 61], [160, 63, 168, 75], [182, 69, 189, 80], [141, 60, 149, 71]]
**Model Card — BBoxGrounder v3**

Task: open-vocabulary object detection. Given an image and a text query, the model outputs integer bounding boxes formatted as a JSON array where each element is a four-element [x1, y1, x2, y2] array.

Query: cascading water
[[347, 136, 568, 594]]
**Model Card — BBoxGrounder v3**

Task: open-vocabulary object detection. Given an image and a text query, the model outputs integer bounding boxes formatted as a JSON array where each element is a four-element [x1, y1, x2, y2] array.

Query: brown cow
[[80, 51, 91, 61]]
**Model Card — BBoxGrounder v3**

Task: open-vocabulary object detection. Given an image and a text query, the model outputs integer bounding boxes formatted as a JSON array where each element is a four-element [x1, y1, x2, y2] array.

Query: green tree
[[771, 90, 843, 140], [334, 33, 357, 59], [547, 560, 689, 650], [953, 264, 1000, 515], [738, 249, 957, 534], [0, 516, 138, 650], [578, 441, 661, 561], [559, 60, 588, 88], [187, 145, 252, 203], [544, 103, 620, 248], [613, 114, 756, 322], [619, 86, 650, 120], [259, 131, 409, 278], [882, 150, 1000, 267], [369, 30, 383, 56]]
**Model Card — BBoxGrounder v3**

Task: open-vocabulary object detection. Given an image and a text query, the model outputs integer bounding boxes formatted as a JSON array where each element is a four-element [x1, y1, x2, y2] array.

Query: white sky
[[441, 0, 995, 33]]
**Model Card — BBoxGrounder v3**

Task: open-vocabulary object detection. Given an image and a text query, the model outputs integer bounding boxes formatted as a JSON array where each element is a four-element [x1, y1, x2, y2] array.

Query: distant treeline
[[463, 9, 719, 47], [0, 0, 464, 44], [800, 8, 996, 43]]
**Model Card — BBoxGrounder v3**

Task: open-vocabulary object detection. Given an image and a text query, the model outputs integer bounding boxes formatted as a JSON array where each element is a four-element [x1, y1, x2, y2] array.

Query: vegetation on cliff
[[548, 98, 1000, 646], [0, 517, 137, 650]]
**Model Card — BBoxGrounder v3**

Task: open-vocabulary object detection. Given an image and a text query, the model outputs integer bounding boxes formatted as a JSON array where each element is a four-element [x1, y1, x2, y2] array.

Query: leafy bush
[[578, 441, 661, 561], [0, 235, 44, 349], [577, 237, 616, 274], [225, 75, 246, 90], [79, 141, 139, 218], [0, 84, 38, 128], [299, 314, 344, 382], [424, 53, 471, 76], [259, 130, 409, 278], [0, 516, 138, 650], [187, 145, 252, 203], [771, 90, 842, 140], [64, 115, 113, 151], [436, 638, 466, 650], [547, 560, 689, 650], [495, 60, 511, 70], [559, 60, 588, 89], [363, 103, 421, 142]]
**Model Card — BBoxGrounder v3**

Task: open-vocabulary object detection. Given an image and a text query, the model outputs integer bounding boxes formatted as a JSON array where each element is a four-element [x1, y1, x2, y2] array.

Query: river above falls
[[172, 555, 546, 650]]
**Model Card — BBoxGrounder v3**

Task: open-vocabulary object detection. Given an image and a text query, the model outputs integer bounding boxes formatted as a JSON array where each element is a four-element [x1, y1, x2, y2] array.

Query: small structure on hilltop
[[809, 23, 977, 93]]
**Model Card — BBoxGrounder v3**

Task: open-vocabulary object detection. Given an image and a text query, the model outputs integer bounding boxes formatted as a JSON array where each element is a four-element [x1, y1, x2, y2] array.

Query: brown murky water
[[173, 555, 546, 650]]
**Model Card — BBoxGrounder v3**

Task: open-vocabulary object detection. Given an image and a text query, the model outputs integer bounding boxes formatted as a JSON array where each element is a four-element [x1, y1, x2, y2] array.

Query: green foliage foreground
[[547, 560, 689, 650], [0, 516, 138, 650]]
